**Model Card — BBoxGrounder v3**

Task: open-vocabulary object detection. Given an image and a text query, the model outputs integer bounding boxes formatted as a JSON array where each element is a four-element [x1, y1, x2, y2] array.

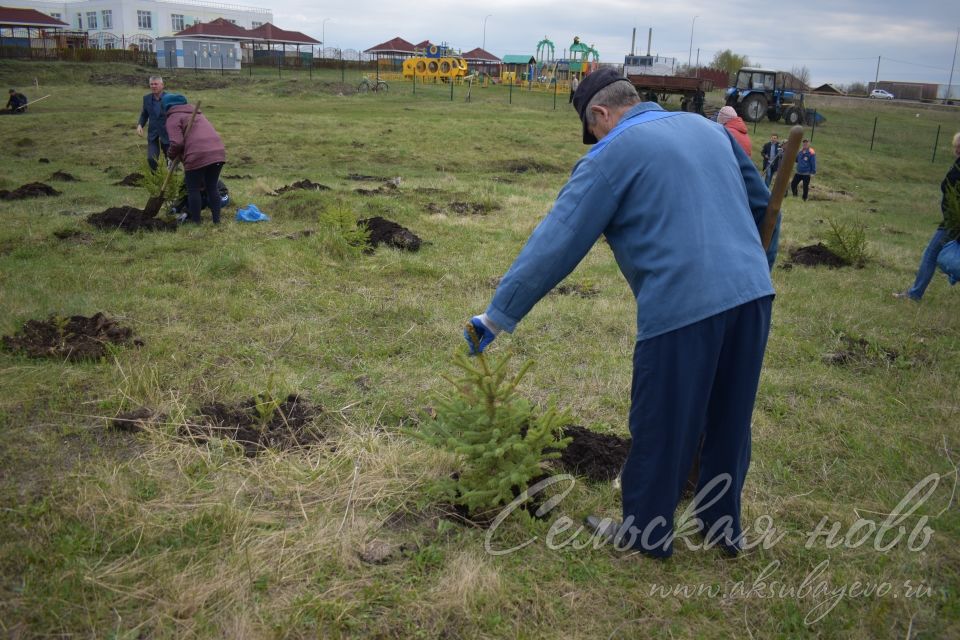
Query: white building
[[3, 0, 270, 50]]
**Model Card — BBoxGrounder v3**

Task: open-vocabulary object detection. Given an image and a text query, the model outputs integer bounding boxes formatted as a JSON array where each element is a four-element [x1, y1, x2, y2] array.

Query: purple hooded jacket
[[165, 104, 226, 171]]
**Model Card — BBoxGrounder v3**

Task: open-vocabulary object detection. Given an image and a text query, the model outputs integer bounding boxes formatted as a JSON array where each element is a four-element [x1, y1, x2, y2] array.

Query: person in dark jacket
[[464, 69, 778, 558], [137, 76, 168, 171], [162, 93, 227, 224], [790, 139, 817, 200], [761, 133, 782, 188], [4, 89, 28, 113], [894, 131, 960, 301]]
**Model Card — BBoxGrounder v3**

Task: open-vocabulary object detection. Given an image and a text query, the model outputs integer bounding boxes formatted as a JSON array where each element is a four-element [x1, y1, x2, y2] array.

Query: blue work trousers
[[620, 295, 773, 557]]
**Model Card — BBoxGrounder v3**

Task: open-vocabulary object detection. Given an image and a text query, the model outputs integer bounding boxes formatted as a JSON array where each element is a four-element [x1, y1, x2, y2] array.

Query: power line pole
[[947, 27, 959, 104], [874, 55, 880, 89]]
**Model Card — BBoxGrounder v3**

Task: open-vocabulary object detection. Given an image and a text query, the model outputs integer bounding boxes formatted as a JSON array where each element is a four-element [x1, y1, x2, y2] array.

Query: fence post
[[194, 52, 198, 74], [340, 49, 344, 83], [553, 79, 557, 110], [810, 110, 817, 142], [509, 81, 513, 105], [450, 79, 454, 101], [932, 124, 941, 163], [869, 116, 878, 151], [220, 53, 224, 76], [278, 50, 281, 79]]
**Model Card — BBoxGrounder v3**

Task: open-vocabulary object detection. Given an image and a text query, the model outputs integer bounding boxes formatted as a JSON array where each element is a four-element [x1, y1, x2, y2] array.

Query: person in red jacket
[[716, 106, 752, 157], [161, 93, 226, 224]]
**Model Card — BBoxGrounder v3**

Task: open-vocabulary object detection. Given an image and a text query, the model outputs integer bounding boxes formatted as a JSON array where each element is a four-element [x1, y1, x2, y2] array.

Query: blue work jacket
[[138, 92, 168, 144], [486, 102, 777, 341]]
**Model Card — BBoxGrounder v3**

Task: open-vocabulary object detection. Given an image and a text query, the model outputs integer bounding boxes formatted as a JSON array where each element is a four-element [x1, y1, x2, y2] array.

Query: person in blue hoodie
[[790, 138, 817, 201], [463, 68, 779, 558]]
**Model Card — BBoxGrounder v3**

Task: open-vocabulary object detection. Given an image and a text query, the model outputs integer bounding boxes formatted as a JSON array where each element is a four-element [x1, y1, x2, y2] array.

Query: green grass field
[[1, 60, 959, 638]]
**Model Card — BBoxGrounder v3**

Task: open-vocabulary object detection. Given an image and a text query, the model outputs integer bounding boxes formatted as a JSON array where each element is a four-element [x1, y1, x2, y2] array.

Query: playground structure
[[401, 42, 468, 82], [500, 36, 599, 89]]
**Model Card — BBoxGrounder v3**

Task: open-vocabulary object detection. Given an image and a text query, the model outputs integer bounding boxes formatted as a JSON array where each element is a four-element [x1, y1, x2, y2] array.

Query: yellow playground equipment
[[402, 43, 468, 82]]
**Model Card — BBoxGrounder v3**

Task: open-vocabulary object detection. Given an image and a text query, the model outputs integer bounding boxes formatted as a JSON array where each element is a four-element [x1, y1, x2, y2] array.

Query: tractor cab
[[726, 67, 806, 125]]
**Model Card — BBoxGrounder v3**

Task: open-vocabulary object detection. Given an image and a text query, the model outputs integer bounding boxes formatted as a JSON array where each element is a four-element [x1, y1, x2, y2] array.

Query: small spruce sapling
[[415, 335, 571, 514], [824, 217, 869, 266]]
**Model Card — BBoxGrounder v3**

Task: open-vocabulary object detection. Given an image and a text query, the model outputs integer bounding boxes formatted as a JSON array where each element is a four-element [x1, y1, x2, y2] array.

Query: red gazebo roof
[[462, 47, 501, 62], [364, 37, 415, 54], [247, 22, 319, 44], [175, 17, 252, 39], [0, 7, 68, 27]]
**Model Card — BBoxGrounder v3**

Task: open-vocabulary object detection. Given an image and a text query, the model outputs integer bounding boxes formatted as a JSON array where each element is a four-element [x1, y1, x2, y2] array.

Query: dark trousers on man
[[790, 173, 811, 200], [619, 295, 773, 557], [147, 138, 170, 172], [184, 162, 225, 223]]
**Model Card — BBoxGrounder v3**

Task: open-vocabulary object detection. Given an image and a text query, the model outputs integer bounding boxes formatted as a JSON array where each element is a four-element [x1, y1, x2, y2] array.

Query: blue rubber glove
[[463, 314, 500, 355]]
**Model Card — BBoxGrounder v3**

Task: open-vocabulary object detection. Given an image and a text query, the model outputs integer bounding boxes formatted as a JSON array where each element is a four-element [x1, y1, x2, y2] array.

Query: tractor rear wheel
[[741, 94, 768, 122], [767, 109, 782, 123]]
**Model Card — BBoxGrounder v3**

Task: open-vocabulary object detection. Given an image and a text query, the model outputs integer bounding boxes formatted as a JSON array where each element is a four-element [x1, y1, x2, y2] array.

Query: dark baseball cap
[[572, 68, 634, 144]]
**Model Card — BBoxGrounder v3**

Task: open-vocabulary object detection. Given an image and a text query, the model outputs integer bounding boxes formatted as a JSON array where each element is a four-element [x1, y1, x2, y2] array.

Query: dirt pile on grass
[[427, 201, 498, 216], [554, 425, 630, 482], [359, 216, 421, 251], [0, 182, 61, 200], [183, 394, 323, 457], [824, 334, 900, 367], [787, 243, 848, 268], [49, 171, 79, 182], [354, 182, 399, 196], [499, 160, 562, 174], [87, 206, 177, 232], [114, 173, 144, 187], [273, 179, 330, 195], [2, 312, 142, 361], [111, 407, 165, 433]]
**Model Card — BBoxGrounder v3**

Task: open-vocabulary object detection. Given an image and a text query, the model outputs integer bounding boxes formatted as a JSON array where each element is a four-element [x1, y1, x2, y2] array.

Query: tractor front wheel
[[784, 107, 803, 125], [741, 94, 768, 122]]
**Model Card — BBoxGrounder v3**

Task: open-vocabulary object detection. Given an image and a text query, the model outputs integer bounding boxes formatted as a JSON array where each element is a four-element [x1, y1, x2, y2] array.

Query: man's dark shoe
[[584, 515, 620, 544]]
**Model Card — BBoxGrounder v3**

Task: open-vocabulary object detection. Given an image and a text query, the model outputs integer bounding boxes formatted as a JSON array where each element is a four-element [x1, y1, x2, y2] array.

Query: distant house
[[871, 81, 939, 101], [811, 83, 845, 96], [158, 17, 318, 69]]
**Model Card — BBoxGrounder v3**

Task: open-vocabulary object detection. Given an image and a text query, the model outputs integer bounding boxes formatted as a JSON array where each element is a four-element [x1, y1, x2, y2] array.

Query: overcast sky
[[269, 0, 959, 86]]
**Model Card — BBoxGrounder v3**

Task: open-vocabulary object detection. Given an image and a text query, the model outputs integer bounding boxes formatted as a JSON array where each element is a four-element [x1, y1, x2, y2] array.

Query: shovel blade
[[142, 195, 164, 218]]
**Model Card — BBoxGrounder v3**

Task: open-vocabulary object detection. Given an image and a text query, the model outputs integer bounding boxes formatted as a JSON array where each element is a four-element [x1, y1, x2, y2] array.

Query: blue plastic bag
[[936, 239, 960, 285], [235, 203, 269, 223]]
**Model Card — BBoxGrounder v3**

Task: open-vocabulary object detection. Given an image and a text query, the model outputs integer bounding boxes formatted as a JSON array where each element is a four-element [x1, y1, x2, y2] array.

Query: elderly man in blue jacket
[[464, 68, 779, 558], [136, 76, 168, 171]]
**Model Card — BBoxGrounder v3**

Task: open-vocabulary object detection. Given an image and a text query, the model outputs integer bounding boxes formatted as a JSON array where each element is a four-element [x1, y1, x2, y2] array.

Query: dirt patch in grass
[[88, 73, 147, 86], [355, 182, 399, 196], [0, 182, 61, 200], [554, 425, 629, 482], [498, 159, 562, 174], [427, 201, 498, 216], [38, 157, 50, 163], [49, 170, 79, 182], [787, 243, 848, 268], [554, 282, 600, 298], [111, 407, 166, 433], [273, 179, 331, 195], [14, 137, 34, 148], [824, 334, 899, 367], [347, 173, 394, 182], [53, 228, 95, 244], [114, 172, 144, 187], [87, 206, 177, 232], [223, 174, 252, 179], [2, 312, 142, 361], [182, 394, 323, 457], [358, 539, 420, 565], [808, 187, 855, 202], [359, 216, 421, 251]]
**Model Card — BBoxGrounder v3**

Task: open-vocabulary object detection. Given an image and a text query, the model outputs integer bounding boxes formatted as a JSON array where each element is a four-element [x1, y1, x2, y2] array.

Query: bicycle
[[357, 76, 389, 93]]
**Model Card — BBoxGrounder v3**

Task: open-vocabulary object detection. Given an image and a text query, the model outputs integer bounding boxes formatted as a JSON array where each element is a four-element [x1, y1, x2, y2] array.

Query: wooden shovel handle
[[761, 124, 803, 250]]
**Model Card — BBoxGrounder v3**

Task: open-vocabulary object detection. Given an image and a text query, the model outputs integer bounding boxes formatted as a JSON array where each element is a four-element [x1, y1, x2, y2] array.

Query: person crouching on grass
[[463, 69, 779, 558], [161, 93, 226, 225]]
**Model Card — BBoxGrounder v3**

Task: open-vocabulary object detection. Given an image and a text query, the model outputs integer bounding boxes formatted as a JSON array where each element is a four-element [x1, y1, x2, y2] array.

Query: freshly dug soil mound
[[555, 425, 630, 482], [354, 181, 399, 196], [2, 312, 141, 361], [114, 173, 144, 187], [788, 243, 848, 268], [87, 206, 177, 232], [183, 394, 323, 457], [0, 182, 61, 200], [824, 334, 899, 367], [274, 179, 330, 195], [358, 216, 421, 251], [111, 407, 165, 433], [49, 170, 79, 182]]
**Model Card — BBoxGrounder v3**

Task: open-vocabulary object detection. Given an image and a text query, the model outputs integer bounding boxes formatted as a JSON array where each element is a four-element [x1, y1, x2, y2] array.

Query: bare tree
[[790, 65, 811, 89]]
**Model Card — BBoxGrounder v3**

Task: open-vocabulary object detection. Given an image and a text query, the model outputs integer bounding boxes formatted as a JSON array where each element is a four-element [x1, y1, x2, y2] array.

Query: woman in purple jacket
[[161, 93, 226, 224]]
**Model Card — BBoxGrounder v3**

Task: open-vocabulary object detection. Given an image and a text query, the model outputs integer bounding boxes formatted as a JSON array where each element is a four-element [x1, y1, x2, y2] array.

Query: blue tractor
[[725, 67, 807, 125]]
